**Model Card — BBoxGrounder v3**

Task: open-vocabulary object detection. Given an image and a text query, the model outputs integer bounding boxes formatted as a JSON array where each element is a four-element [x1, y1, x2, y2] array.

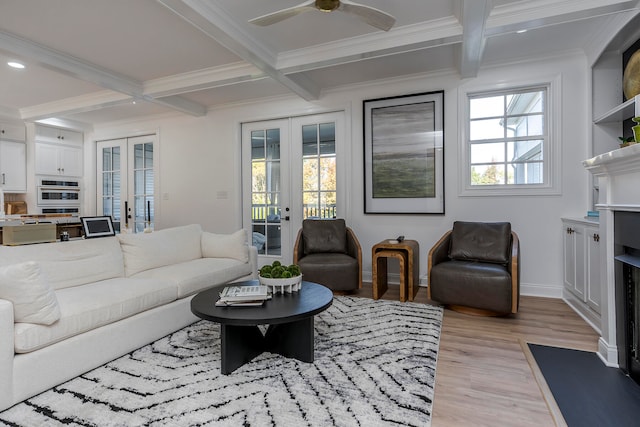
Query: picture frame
[[80, 216, 115, 238], [363, 91, 445, 214]]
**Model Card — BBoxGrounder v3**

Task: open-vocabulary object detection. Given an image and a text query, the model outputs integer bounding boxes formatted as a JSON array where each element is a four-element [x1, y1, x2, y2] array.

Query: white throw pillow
[[0, 261, 61, 325], [201, 229, 249, 262]]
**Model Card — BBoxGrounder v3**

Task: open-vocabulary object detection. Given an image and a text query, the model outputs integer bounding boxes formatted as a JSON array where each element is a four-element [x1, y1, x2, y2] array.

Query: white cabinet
[[0, 122, 26, 142], [35, 143, 83, 177], [34, 125, 82, 146], [34, 125, 83, 177], [0, 121, 27, 193], [0, 141, 27, 193], [562, 218, 601, 331]]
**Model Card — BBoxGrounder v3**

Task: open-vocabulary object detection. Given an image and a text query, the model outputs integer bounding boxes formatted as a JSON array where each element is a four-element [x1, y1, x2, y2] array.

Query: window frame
[[458, 76, 561, 197]]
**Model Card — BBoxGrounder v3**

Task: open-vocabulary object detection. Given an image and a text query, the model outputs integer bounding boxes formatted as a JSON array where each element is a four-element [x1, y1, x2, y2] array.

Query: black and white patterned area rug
[[0, 296, 442, 427]]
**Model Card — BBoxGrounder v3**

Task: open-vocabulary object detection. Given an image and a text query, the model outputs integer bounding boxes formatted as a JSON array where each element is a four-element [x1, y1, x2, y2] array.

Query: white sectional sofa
[[0, 224, 257, 411]]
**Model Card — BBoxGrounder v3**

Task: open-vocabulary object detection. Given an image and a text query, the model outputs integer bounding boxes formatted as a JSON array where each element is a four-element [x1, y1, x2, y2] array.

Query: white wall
[[89, 52, 590, 297]]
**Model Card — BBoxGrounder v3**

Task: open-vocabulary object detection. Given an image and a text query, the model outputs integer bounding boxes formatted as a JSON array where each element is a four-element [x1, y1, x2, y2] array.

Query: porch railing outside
[[251, 204, 337, 220]]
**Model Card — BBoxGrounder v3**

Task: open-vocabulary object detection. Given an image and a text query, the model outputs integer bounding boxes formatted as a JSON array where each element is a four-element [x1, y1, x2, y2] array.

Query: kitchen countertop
[[0, 215, 81, 226]]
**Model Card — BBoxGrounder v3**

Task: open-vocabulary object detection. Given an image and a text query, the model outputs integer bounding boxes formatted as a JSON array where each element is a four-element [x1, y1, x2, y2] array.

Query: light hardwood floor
[[350, 284, 599, 427]]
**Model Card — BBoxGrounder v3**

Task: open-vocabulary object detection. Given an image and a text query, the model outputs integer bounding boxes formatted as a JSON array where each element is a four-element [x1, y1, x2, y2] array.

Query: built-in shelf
[[593, 96, 637, 124]]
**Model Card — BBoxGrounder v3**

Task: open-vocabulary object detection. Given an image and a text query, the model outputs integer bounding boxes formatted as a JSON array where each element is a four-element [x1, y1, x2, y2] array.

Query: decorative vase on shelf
[[633, 117, 640, 143]]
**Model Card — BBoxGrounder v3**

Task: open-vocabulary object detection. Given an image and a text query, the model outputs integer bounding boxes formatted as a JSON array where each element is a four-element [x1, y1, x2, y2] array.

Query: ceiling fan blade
[[339, 0, 396, 31], [249, 0, 316, 26]]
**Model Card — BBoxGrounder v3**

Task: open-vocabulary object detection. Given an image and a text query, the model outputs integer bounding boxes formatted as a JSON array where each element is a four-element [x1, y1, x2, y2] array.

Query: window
[[463, 84, 556, 195]]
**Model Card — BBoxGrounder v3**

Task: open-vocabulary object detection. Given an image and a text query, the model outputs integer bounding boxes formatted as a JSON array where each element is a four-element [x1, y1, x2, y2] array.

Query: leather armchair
[[293, 219, 362, 291], [427, 221, 520, 316]]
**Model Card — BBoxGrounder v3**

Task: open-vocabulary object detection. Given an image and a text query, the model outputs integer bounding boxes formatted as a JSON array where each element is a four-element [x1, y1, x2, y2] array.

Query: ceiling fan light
[[316, 0, 340, 12]]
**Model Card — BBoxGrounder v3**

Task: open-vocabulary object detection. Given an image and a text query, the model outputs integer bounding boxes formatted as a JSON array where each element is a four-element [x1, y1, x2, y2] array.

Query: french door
[[242, 112, 344, 267], [96, 134, 157, 233]]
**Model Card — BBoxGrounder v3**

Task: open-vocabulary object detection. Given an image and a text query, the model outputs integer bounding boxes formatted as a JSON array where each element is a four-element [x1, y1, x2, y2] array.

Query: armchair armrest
[[509, 232, 520, 313], [427, 230, 452, 299], [293, 228, 304, 264], [346, 227, 363, 289]]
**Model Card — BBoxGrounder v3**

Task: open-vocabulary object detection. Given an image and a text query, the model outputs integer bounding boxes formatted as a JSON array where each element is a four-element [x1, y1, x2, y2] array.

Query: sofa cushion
[[13, 277, 178, 353], [118, 224, 203, 277], [0, 237, 124, 290], [131, 257, 253, 298], [449, 221, 511, 264], [201, 229, 249, 262], [0, 261, 60, 325], [303, 219, 347, 255]]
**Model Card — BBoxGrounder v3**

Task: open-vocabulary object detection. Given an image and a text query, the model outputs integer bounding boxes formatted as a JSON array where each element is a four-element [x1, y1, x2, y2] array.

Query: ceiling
[[0, 0, 639, 128]]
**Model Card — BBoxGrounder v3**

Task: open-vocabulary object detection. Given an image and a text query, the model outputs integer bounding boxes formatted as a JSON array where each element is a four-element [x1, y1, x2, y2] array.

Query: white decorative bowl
[[259, 274, 303, 293]]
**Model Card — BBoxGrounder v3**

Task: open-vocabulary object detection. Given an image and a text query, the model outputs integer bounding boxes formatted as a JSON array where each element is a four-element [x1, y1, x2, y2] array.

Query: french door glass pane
[[133, 142, 153, 231], [251, 129, 281, 255], [102, 146, 121, 231], [302, 123, 336, 219]]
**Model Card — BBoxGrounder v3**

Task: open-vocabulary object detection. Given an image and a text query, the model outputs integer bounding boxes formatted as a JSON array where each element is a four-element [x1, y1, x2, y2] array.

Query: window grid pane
[[468, 87, 547, 187]]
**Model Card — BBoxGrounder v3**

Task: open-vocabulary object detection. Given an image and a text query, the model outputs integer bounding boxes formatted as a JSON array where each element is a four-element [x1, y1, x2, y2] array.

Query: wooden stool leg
[[397, 254, 407, 302], [372, 254, 388, 299]]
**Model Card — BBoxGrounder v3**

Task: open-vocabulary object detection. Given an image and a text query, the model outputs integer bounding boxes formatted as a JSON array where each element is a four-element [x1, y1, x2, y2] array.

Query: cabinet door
[[0, 122, 25, 142], [35, 125, 82, 146], [35, 125, 61, 143], [0, 141, 26, 192], [58, 129, 82, 145], [563, 224, 586, 299], [35, 143, 62, 175], [59, 146, 82, 177], [586, 227, 601, 313]]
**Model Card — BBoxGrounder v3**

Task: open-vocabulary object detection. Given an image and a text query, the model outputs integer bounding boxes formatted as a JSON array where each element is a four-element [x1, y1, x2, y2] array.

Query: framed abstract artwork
[[363, 91, 445, 214]]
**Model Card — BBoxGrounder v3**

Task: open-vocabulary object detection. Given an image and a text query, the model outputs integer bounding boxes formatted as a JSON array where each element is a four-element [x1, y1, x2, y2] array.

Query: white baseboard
[[520, 283, 563, 298], [364, 270, 563, 298], [597, 337, 619, 367]]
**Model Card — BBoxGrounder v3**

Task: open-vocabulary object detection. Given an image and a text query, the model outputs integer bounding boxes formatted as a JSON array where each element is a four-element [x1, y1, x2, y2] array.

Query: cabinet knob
[[593, 233, 600, 242], [566, 227, 574, 234]]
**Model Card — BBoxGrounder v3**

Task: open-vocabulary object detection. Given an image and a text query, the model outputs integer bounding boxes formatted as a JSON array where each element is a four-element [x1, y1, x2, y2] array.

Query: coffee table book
[[216, 285, 270, 306]]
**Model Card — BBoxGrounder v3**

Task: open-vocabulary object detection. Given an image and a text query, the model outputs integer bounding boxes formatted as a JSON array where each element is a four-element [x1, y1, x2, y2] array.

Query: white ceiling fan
[[249, 0, 396, 32]]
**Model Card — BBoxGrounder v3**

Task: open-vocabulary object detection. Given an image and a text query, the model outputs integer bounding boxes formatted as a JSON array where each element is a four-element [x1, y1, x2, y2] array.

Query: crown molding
[[144, 62, 265, 97], [486, 0, 639, 35], [20, 91, 131, 121], [277, 17, 462, 74]]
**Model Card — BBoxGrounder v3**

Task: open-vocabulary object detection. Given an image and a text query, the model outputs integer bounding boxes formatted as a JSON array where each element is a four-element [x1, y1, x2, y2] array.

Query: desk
[[372, 239, 420, 302]]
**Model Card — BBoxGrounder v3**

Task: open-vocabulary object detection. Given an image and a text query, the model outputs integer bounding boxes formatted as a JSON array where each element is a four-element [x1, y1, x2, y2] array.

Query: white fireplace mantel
[[584, 143, 640, 177], [584, 144, 640, 367]]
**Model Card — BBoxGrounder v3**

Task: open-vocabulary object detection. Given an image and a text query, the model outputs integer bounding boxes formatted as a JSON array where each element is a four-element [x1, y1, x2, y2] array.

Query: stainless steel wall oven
[[37, 177, 81, 214]]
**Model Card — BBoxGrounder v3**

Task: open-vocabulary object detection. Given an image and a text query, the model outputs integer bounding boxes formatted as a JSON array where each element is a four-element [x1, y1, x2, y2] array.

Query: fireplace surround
[[584, 144, 640, 373], [614, 211, 640, 383]]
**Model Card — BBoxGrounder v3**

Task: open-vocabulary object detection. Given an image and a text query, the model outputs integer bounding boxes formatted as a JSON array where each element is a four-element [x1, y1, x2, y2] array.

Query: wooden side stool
[[371, 239, 420, 302]]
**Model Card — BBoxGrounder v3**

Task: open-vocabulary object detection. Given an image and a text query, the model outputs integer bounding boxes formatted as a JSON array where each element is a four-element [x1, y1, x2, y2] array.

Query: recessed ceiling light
[[7, 61, 25, 69], [516, 29, 527, 34]]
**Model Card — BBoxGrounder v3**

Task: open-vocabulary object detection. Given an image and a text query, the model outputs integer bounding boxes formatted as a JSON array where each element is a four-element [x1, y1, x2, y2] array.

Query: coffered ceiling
[[0, 0, 639, 127]]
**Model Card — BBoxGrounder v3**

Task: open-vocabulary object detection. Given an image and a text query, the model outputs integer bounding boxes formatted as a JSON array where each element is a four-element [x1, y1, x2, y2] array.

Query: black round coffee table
[[191, 280, 333, 374]]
